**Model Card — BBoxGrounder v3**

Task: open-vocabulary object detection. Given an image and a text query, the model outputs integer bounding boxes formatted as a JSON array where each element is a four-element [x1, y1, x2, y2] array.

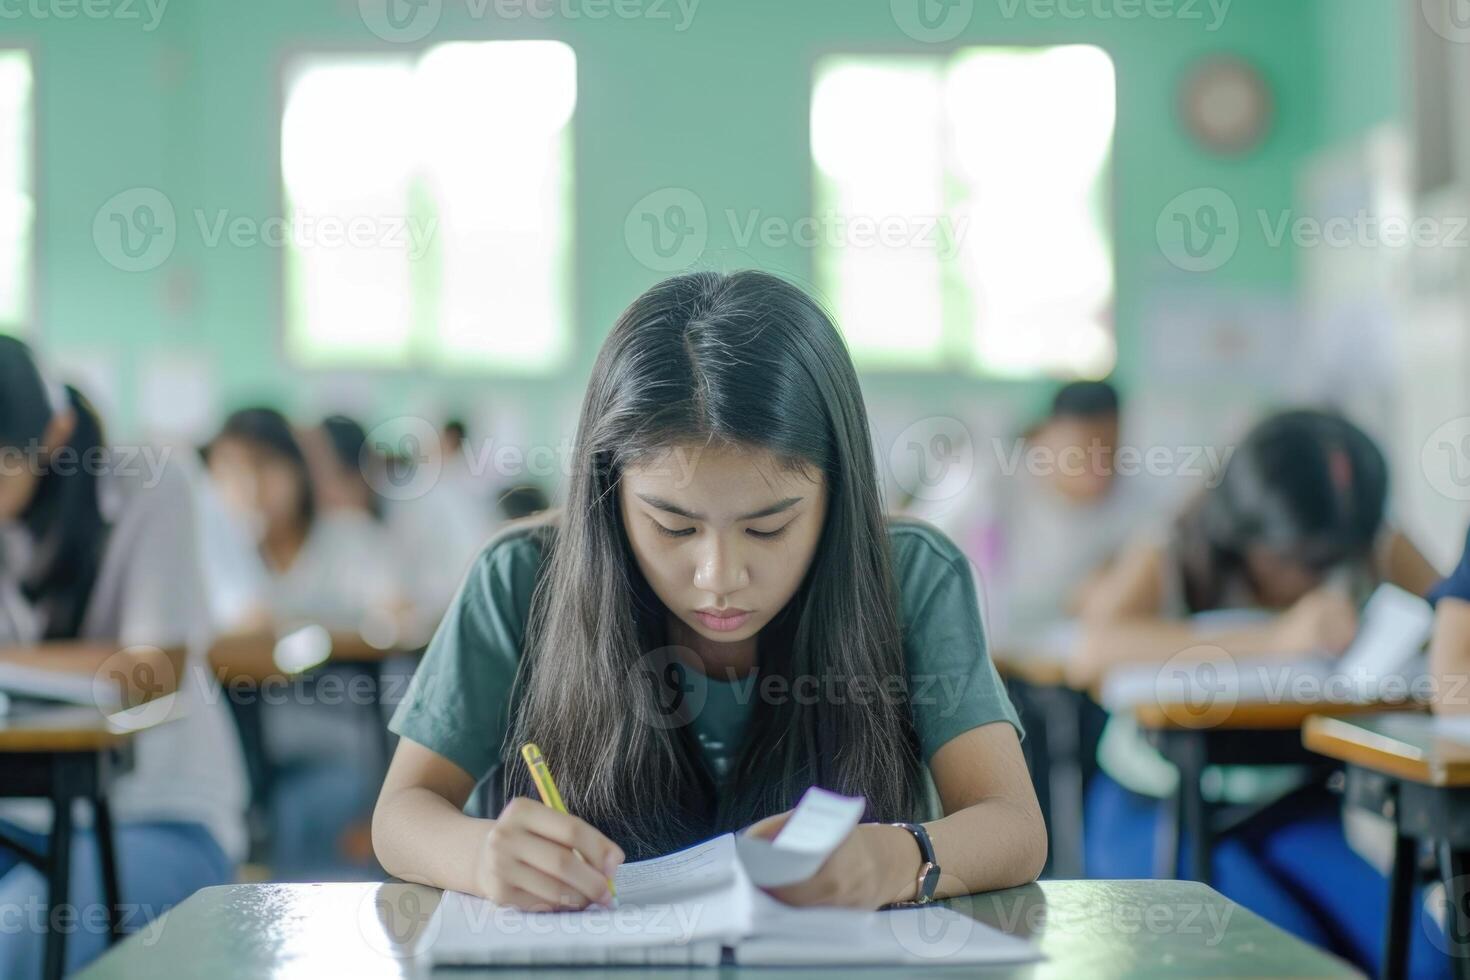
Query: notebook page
[[427, 834, 751, 966], [614, 833, 737, 904]]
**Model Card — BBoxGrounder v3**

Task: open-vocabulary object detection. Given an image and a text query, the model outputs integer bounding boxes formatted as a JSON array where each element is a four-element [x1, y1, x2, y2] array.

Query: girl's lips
[[694, 609, 752, 632]]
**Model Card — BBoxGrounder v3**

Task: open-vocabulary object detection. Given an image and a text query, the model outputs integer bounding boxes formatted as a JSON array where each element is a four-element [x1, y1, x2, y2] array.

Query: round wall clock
[[1180, 57, 1273, 155]]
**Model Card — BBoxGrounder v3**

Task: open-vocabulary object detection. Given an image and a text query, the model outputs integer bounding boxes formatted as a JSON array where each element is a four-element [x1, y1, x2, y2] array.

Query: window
[[0, 49, 33, 334], [282, 41, 575, 371], [812, 46, 1115, 378]]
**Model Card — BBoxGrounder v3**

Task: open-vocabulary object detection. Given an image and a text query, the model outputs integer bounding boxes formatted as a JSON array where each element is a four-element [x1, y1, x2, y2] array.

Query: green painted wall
[[1313, 0, 1406, 148], [8, 0, 1339, 458]]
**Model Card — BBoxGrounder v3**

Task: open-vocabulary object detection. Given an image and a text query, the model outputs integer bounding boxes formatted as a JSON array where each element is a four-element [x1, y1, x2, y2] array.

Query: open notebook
[[424, 788, 1041, 968]]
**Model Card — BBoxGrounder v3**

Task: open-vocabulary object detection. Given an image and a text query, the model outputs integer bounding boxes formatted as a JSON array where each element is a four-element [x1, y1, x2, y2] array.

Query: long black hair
[[0, 337, 110, 639], [1175, 409, 1388, 612], [502, 271, 925, 860]]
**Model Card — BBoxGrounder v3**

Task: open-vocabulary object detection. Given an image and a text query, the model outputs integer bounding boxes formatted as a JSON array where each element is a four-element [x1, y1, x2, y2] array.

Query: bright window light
[[0, 50, 33, 334], [813, 46, 1116, 378], [282, 42, 575, 371]]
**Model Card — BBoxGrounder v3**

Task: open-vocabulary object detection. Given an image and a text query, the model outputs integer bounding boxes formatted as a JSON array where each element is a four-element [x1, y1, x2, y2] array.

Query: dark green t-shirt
[[388, 516, 1022, 789]]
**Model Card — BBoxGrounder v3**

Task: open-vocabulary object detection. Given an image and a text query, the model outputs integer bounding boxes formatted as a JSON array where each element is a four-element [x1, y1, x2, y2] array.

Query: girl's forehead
[[623, 443, 823, 505]]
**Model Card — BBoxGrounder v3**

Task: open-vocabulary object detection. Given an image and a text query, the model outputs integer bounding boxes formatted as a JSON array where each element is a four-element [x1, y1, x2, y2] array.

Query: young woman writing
[[373, 270, 1045, 911]]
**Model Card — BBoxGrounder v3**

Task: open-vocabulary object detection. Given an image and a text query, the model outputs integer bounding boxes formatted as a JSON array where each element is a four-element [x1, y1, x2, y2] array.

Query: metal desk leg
[[94, 797, 123, 942], [1153, 778, 1180, 879], [1155, 733, 1212, 883], [1441, 843, 1470, 980], [42, 771, 74, 980], [1180, 736, 1212, 884], [1382, 828, 1415, 980], [1041, 687, 1084, 879]]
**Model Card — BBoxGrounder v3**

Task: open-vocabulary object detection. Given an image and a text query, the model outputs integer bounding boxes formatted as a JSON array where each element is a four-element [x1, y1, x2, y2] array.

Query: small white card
[[734, 787, 866, 888]]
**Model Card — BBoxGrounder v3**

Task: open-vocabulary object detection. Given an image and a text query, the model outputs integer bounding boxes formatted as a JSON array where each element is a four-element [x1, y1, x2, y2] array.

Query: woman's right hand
[[472, 797, 625, 911], [1271, 587, 1358, 656]]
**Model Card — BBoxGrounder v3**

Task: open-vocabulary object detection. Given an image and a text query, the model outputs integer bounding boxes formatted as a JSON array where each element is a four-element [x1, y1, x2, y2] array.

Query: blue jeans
[[0, 817, 233, 978], [1085, 772, 1451, 979]]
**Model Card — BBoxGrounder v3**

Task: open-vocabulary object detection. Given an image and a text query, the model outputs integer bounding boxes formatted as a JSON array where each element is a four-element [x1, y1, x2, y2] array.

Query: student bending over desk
[[1429, 523, 1470, 716], [373, 271, 1046, 912], [1074, 409, 1446, 979], [0, 338, 248, 978]]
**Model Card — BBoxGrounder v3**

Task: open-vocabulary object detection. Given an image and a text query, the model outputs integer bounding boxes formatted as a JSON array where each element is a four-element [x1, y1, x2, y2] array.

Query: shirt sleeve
[[387, 531, 541, 781], [1430, 524, 1470, 607], [892, 522, 1024, 761], [105, 462, 212, 653]]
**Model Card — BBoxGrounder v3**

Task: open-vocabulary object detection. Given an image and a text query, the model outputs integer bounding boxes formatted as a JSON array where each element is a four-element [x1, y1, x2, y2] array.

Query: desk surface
[[1304, 711, 1470, 787], [0, 703, 158, 753], [76, 879, 1358, 979], [1135, 698, 1422, 733]]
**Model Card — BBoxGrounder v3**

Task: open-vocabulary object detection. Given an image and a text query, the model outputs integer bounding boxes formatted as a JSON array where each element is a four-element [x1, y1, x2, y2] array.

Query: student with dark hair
[[205, 408, 403, 878], [373, 271, 1045, 910], [915, 377, 1162, 651], [496, 483, 550, 522], [0, 337, 247, 976], [312, 414, 383, 520], [1076, 409, 1444, 978], [442, 419, 468, 457]]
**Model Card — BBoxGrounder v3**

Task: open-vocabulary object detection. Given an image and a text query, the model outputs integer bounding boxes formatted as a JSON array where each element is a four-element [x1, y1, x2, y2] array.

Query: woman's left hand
[[746, 812, 919, 909]]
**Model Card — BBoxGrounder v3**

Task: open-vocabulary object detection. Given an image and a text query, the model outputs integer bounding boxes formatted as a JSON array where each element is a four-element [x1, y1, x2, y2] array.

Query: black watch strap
[[888, 821, 940, 906]]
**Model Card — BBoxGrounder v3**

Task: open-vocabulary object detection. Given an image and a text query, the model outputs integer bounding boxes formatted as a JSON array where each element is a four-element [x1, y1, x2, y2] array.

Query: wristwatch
[[886, 822, 940, 907]]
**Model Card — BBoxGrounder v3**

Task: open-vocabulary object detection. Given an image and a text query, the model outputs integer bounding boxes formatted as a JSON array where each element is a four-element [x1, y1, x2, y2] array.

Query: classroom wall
[[13, 0, 1331, 497], [1312, 0, 1405, 148]]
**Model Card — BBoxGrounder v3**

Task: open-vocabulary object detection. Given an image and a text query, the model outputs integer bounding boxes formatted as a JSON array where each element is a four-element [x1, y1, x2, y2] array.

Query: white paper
[[425, 786, 1041, 968], [0, 661, 120, 709], [735, 787, 865, 887], [428, 834, 749, 967], [1335, 583, 1434, 681], [1431, 715, 1470, 748], [736, 900, 1042, 966]]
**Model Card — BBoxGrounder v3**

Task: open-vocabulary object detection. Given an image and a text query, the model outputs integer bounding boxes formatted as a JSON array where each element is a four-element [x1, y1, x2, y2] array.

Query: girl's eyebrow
[[635, 493, 803, 522]]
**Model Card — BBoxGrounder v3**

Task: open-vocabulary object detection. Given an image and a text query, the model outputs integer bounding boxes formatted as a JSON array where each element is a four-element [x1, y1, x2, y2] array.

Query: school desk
[[0, 703, 162, 980], [994, 644, 1094, 880], [72, 878, 1359, 979], [215, 642, 420, 863], [1136, 698, 1422, 886], [1303, 712, 1470, 980]]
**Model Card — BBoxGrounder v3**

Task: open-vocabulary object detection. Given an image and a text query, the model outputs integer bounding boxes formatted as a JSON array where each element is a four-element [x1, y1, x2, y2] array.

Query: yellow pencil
[[520, 742, 619, 906]]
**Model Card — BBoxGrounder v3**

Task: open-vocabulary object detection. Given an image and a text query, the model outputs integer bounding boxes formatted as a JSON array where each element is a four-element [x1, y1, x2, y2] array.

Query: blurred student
[[205, 409, 401, 878], [0, 338, 247, 976], [1076, 409, 1443, 978], [1429, 525, 1470, 715], [933, 380, 1160, 650], [387, 418, 494, 639], [496, 483, 550, 523]]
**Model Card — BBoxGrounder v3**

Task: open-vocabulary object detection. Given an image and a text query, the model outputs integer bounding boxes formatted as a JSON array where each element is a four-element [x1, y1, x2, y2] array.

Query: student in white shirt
[[910, 380, 1162, 652], [205, 409, 403, 878], [0, 338, 248, 977]]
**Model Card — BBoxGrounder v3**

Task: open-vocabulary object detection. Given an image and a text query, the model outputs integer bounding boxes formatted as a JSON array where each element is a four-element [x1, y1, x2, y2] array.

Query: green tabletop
[[76, 879, 1358, 979]]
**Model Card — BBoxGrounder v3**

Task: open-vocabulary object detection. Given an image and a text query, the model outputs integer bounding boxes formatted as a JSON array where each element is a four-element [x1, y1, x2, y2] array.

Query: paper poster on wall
[[1140, 287, 1301, 389], [138, 352, 216, 445]]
